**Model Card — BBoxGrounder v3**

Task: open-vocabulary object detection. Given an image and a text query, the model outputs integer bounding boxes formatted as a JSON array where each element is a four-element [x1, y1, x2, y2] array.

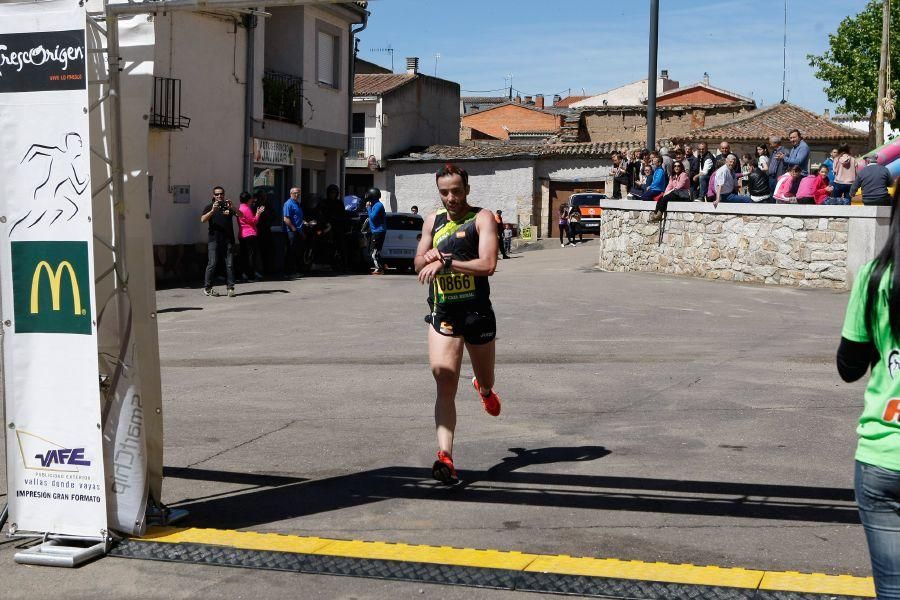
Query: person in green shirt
[[839, 198, 900, 598]]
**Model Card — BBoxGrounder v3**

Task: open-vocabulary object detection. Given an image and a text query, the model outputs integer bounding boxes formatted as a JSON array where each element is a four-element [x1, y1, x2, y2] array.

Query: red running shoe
[[432, 450, 458, 484], [472, 377, 501, 416]]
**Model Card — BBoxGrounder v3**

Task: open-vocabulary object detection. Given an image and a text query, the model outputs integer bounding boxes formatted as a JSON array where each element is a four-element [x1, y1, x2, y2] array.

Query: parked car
[[568, 193, 606, 235], [381, 213, 423, 272]]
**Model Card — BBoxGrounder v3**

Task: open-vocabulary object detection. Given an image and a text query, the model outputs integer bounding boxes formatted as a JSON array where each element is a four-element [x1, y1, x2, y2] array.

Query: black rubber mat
[[109, 539, 870, 600]]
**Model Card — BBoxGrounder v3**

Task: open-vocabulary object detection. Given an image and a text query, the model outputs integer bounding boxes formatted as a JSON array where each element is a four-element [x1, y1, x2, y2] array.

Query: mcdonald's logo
[[11, 241, 91, 335]]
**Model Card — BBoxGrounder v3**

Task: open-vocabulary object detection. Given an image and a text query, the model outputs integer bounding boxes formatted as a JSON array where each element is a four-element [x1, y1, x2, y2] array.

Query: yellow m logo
[[30, 261, 82, 315]]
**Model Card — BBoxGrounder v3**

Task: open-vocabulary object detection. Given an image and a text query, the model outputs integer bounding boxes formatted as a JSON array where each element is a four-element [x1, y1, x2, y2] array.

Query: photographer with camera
[[200, 185, 238, 297]]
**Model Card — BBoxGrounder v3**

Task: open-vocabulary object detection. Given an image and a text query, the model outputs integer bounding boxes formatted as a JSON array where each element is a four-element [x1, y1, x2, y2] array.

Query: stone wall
[[596, 201, 892, 289]]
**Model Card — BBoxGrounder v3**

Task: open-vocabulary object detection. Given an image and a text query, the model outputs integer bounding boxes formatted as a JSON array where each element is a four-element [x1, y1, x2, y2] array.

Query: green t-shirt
[[842, 260, 900, 470]]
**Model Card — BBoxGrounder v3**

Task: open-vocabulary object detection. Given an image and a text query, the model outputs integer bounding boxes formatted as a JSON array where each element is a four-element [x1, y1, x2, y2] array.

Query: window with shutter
[[317, 31, 335, 87]]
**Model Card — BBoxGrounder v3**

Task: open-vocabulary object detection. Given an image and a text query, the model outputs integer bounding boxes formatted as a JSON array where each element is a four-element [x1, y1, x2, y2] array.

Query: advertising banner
[[0, 0, 107, 538]]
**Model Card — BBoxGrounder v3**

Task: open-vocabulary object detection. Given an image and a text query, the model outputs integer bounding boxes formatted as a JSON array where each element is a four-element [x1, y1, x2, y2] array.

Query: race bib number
[[434, 272, 475, 304]]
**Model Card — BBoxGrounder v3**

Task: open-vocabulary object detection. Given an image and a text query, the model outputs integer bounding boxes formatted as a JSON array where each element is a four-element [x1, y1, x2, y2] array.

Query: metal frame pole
[[646, 0, 659, 150]]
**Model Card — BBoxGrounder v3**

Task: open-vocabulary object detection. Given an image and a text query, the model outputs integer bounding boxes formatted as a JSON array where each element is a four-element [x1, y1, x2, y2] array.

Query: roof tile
[[354, 74, 416, 96], [681, 102, 867, 141]]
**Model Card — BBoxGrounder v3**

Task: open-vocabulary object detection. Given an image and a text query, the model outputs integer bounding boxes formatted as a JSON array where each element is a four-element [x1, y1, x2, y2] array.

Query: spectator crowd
[[609, 129, 891, 222]]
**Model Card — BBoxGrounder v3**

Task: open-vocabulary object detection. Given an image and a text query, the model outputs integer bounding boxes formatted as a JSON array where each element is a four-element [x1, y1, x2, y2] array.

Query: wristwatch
[[443, 256, 453, 271]]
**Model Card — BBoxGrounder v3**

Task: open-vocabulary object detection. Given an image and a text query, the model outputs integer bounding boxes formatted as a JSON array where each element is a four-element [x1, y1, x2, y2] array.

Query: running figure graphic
[[10, 132, 89, 236], [414, 163, 503, 485]]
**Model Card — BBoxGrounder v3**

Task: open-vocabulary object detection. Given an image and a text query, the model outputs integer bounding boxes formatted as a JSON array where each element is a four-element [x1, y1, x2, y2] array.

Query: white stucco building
[[346, 58, 460, 205], [385, 143, 627, 238], [145, 3, 367, 278]]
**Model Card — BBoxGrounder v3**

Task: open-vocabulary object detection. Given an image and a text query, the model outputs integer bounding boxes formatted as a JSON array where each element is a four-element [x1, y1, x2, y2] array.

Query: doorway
[[548, 181, 606, 240]]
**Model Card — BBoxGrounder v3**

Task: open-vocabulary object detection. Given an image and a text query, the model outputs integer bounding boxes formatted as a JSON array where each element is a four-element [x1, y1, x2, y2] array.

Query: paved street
[[1, 241, 870, 598]]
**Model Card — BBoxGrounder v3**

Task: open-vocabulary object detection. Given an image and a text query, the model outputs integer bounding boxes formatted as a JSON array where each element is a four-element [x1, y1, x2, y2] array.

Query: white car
[[380, 212, 423, 271]]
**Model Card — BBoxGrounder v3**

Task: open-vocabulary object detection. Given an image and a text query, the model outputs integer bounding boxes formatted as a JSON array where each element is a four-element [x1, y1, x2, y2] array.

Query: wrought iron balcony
[[263, 70, 303, 125]]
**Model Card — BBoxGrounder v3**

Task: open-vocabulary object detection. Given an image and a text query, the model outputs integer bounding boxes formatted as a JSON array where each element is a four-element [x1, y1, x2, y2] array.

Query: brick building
[[461, 99, 566, 142], [564, 75, 756, 145]]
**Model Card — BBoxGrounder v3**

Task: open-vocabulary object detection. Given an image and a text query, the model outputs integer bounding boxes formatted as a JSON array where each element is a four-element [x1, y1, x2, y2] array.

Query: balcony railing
[[263, 70, 303, 125], [150, 76, 191, 129], [350, 136, 376, 158]]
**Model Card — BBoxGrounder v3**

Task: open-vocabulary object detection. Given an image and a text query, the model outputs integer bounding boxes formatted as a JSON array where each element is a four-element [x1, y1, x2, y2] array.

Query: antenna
[[433, 52, 441, 76], [781, 0, 787, 103], [370, 44, 394, 72], [505, 74, 514, 99]]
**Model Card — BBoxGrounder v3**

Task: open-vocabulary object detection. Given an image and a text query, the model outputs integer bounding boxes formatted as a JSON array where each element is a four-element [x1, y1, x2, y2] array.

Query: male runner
[[414, 164, 502, 484]]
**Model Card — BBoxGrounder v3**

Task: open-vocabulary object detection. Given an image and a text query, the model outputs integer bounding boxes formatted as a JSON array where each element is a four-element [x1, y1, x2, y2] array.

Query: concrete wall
[[300, 5, 351, 138], [149, 13, 246, 247], [264, 7, 303, 77], [597, 200, 891, 289], [381, 76, 460, 157], [388, 159, 535, 223]]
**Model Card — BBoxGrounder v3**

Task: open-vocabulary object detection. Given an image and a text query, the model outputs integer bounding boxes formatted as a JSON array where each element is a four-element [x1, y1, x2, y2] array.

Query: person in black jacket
[[747, 163, 773, 203]]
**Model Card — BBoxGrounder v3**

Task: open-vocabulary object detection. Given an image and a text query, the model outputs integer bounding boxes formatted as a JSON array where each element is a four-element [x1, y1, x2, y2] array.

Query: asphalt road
[[0, 241, 870, 598]]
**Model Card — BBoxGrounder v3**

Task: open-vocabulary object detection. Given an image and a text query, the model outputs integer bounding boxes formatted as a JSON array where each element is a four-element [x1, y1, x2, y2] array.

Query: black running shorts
[[430, 305, 496, 345]]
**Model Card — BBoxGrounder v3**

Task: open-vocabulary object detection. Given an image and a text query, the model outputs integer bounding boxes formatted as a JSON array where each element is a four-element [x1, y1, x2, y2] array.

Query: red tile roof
[[390, 142, 639, 162], [681, 102, 867, 141], [354, 74, 415, 96]]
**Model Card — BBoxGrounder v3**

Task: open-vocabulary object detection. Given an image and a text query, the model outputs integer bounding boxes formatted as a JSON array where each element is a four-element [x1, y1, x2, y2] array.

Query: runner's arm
[[446, 209, 497, 277], [414, 213, 439, 273]]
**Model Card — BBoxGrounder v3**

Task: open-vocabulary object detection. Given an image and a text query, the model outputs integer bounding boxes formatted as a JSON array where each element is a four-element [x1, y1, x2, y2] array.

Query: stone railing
[[597, 200, 892, 289]]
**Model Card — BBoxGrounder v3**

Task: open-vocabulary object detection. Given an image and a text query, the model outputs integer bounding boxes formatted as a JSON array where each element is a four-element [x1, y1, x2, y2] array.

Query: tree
[[808, 0, 900, 140]]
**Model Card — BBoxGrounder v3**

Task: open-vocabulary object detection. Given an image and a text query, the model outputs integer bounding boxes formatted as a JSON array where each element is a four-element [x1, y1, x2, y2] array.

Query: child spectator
[[774, 165, 803, 203], [795, 164, 833, 204]]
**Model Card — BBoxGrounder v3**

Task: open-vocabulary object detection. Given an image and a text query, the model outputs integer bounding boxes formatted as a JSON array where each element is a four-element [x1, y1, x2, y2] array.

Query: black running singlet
[[429, 207, 491, 308]]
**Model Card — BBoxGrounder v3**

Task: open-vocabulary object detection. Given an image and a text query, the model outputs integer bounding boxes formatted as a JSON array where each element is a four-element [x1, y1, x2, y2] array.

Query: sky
[[357, 0, 873, 113]]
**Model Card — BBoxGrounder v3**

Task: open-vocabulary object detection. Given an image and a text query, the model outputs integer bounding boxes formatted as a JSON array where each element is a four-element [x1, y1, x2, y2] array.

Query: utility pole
[[876, 0, 890, 147], [646, 0, 659, 150]]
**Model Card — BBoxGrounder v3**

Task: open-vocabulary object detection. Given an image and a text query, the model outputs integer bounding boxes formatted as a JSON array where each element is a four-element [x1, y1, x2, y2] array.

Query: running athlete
[[415, 164, 502, 485]]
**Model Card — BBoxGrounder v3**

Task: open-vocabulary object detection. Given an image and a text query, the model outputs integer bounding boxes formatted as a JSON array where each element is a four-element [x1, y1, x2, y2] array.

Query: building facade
[[385, 143, 626, 238], [147, 3, 367, 281], [346, 61, 460, 203]]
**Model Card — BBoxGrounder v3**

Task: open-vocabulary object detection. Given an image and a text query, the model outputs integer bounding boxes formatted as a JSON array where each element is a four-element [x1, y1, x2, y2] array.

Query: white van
[[381, 212, 423, 271]]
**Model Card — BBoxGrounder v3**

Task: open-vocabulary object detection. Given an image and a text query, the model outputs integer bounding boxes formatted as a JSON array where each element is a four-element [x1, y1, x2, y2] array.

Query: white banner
[[0, 0, 107, 538]]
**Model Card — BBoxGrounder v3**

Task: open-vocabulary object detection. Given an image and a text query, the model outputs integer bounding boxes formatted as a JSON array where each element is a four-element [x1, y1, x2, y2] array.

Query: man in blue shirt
[[282, 187, 305, 277], [782, 129, 810, 175], [366, 187, 387, 275]]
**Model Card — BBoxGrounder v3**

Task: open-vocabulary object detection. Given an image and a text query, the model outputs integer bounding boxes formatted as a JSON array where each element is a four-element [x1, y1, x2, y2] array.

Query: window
[[316, 21, 341, 89], [352, 112, 366, 134]]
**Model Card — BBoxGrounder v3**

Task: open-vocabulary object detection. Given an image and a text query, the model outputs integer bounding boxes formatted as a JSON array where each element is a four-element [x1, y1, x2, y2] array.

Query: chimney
[[514, 94, 522, 104], [406, 57, 419, 75], [553, 94, 562, 105], [524, 95, 533, 104], [823, 108, 831, 119], [703, 72, 710, 85], [660, 69, 669, 79], [535, 94, 545, 109]]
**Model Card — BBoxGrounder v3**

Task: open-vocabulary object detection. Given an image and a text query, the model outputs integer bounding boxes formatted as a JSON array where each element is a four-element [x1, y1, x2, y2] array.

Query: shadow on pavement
[[162, 446, 858, 530], [232, 289, 290, 297], [157, 307, 203, 314]]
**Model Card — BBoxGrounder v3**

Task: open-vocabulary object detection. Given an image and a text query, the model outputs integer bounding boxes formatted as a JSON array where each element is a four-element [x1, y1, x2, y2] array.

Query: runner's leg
[[466, 340, 496, 393], [429, 326, 464, 455]]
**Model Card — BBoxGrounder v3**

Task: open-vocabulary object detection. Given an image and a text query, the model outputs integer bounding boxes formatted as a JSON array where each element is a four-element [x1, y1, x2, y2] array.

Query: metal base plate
[[15, 540, 106, 568]]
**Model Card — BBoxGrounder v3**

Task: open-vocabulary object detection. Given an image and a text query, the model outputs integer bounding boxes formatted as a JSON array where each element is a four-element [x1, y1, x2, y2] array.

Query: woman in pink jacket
[[833, 144, 856, 200], [238, 191, 265, 281], [650, 161, 691, 222]]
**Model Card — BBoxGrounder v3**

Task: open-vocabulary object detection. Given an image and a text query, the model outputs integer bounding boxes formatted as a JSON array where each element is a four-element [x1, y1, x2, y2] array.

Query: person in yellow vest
[[414, 164, 502, 484]]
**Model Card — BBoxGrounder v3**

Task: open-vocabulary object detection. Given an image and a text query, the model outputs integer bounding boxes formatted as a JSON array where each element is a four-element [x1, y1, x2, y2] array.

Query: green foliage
[[808, 0, 900, 128]]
